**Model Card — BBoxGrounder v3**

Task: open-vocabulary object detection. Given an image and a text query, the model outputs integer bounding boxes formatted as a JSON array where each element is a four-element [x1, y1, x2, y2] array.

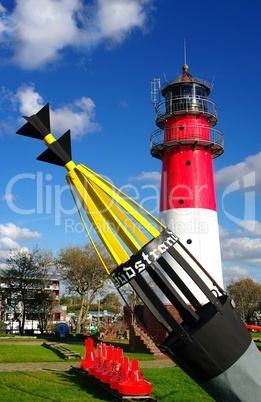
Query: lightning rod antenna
[[184, 39, 187, 65]]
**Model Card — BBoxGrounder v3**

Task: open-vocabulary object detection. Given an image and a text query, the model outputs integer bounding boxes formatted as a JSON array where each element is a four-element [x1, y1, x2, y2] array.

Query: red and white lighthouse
[[150, 64, 224, 303]]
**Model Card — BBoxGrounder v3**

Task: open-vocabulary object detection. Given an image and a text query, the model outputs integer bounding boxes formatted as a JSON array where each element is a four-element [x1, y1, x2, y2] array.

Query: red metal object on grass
[[118, 359, 152, 395], [88, 343, 107, 376], [100, 347, 123, 384], [80, 337, 96, 370], [110, 356, 129, 390], [95, 345, 114, 379]]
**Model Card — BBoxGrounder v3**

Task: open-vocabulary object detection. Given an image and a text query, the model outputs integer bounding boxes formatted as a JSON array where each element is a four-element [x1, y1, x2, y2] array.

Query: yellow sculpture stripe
[[88, 180, 150, 246], [77, 164, 164, 237], [81, 163, 163, 233], [68, 182, 111, 274], [72, 167, 143, 254], [84, 179, 145, 255], [66, 171, 129, 264], [76, 164, 157, 246], [67, 175, 126, 264]]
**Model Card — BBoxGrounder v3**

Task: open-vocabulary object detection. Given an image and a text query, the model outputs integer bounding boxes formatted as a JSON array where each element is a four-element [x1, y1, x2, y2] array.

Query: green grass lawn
[[0, 368, 214, 402], [0, 344, 63, 363], [0, 339, 215, 401], [0, 370, 117, 402]]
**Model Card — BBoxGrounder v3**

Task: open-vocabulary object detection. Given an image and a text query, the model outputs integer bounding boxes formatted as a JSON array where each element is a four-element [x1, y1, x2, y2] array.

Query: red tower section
[[160, 115, 217, 211]]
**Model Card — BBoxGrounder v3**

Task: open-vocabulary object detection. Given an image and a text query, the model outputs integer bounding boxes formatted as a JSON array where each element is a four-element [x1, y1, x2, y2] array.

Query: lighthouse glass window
[[195, 86, 208, 112], [165, 84, 208, 113], [181, 84, 193, 96], [165, 85, 191, 112], [181, 84, 209, 112], [181, 84, 194, 110], [195, 86, 207, 97]]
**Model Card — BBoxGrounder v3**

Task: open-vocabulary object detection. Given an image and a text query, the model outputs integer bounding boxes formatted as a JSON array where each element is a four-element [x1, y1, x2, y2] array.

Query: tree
[[101, 292, 122, 314], [60, 294, 81, 307], [56, 243, 111, 333], [0, 247, 54, 335], [226, 278, 261, 323], [28, 289, 55, 333]]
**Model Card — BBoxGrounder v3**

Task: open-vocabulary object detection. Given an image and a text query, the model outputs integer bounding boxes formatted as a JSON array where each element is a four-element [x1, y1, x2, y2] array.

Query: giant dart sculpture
[[17, 104, 261, 401]]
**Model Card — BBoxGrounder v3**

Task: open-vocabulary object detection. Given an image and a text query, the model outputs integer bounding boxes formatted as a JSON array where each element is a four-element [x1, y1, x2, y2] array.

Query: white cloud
[[221, 236, 261, 266], [9, 0, 83, 69], [0, 223, 40, 260], [50, 97, 100, 139], [215, 152, 261, 193], [93, 0, 147, 44], [0, 0, 154, 70], [13, 83, 100, 139], [0, 223, 41, 240], [0, 236, 20, 250], [129, 170, 161, 185], [15, 84, 44, 115], [0, 245, 29, 262]]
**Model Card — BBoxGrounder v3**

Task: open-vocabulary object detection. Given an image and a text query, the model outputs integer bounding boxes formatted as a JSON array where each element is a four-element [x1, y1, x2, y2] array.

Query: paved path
[[0, 359, 175, 373], [0, 361, 75, 372]]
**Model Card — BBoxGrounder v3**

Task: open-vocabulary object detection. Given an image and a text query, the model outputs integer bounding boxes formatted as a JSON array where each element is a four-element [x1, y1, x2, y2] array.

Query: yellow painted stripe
[[90, 179, 150, 246], [68, 183, 111, 274], [77, 164, 163, 236], [72, 168, 142, 254], [65, 160, 76, 172], [68, 177, 127, 264], [85, 179, 145, 254], [66, 171, 129, 264], [43, 133, 56, 145]]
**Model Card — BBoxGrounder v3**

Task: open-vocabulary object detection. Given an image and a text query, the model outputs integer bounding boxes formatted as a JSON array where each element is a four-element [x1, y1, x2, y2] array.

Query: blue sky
[[0, 0, 260, 287]]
